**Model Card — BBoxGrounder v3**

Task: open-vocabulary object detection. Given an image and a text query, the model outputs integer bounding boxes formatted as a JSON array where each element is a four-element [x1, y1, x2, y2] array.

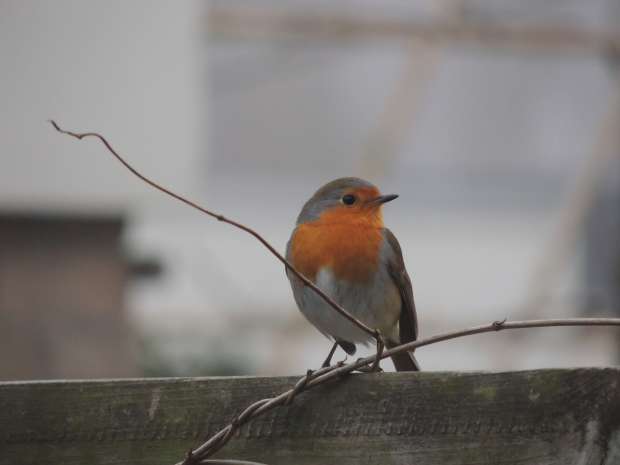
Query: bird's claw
[[354, 358, 384, 373]]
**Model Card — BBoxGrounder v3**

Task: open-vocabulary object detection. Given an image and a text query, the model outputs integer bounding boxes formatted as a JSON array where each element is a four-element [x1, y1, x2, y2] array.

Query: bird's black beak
[[370, 194, 399, 205]]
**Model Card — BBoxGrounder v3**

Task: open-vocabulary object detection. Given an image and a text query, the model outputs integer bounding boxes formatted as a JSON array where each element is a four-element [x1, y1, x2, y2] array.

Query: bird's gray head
[[296, 177, 398, 225]]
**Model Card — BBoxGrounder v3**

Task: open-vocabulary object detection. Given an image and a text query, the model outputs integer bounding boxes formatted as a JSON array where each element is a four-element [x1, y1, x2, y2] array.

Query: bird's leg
[[321, 342, 339, 368], [356, 331, 385, 373], [369, 331, 385, 372]]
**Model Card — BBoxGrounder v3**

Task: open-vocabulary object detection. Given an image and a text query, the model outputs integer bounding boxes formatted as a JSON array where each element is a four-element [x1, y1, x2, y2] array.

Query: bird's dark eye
[[342, 194, 356, 205]]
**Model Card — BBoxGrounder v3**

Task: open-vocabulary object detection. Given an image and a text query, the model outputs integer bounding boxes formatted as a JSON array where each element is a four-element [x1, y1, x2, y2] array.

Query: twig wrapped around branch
[[177, 317, 620, 463]]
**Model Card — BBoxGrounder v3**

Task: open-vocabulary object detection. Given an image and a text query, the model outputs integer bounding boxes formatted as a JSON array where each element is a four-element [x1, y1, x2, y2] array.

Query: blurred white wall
[[0, 0, 204, 211], [0, 0, 213, 375]]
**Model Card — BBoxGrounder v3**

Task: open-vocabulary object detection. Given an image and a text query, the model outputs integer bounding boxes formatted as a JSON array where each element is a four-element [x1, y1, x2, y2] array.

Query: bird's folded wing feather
[[383, 228, 418, 343]]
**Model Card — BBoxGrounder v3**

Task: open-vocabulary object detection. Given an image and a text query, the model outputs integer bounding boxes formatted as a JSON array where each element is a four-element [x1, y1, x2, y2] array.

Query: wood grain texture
[[1, 369, 619, 465]]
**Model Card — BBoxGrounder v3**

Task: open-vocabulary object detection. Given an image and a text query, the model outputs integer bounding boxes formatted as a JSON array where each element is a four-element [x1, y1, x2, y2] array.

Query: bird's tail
[[386, 340, 420, 372]]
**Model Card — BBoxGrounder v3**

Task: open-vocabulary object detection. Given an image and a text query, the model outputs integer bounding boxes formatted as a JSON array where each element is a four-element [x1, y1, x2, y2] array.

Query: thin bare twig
[[49, 120, 377, 339], [177, 317, 620, 463]]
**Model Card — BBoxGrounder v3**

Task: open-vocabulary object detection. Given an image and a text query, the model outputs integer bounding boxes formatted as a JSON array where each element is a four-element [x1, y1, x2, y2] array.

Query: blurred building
[[0, 1, 204, 379], [0, 214, 136, 380]]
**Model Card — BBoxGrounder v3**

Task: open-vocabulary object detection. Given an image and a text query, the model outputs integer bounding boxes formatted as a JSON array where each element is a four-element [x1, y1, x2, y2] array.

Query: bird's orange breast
[[290, 207, 383, 283]]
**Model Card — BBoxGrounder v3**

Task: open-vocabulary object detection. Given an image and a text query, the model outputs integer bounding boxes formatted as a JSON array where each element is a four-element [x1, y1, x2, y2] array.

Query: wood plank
[[1, 369, 619, 465]]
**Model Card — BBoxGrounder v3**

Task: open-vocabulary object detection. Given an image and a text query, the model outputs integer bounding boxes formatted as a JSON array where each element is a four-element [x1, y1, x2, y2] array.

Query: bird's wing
[[383, 228, 418, 343]]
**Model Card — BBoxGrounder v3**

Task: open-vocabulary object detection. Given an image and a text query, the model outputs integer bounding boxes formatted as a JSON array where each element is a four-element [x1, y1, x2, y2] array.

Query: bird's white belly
[[298, 267, 401, 344]]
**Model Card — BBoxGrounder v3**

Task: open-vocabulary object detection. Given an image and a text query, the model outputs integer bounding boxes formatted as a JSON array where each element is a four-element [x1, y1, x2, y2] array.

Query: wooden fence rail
[[1, 368, 619, 465]]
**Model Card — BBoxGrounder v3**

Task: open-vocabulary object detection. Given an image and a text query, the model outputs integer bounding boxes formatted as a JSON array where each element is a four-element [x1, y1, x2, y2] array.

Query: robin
[[286, 177, 419, 371]]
